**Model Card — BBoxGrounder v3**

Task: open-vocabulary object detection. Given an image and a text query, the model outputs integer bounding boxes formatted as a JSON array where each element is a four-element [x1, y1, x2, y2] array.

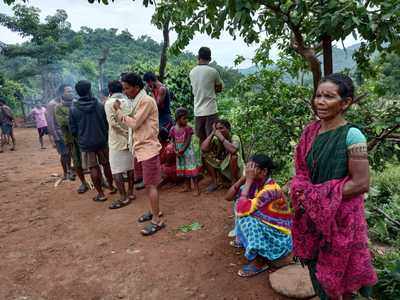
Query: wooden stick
[[372, 206, 400, 228]]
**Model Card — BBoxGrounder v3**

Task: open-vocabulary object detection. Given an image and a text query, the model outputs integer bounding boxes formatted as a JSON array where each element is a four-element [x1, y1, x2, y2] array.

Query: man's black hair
[[120, 72, 128, 80], [216, 119, 231, 131], [57, 84, 71, 96], [249, 154, 276, 173], [198, 47, 211, 61], [0, 98, 5, 105], [121, 72, 144, 90], [108, 80, 123, 95], [320, 73, 355, 100], [75, 80, 92, 97], [175, 107, 188, 120], [143, 72, 157, 83]]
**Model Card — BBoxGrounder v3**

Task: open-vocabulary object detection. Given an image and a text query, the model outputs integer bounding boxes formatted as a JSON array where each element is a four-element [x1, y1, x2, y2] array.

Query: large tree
[[0, 4, 81, 101], [147, 0, 399, 91]]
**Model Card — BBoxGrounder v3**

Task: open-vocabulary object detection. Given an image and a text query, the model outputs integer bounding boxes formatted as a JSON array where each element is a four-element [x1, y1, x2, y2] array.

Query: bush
[[221, 68, 312, 181], [372, 250, 400, 300], [366, 164, 400, 246]]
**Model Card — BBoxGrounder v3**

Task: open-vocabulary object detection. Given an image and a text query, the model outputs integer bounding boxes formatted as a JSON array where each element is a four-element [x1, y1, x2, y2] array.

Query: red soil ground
[[0, 128, 290, 300]]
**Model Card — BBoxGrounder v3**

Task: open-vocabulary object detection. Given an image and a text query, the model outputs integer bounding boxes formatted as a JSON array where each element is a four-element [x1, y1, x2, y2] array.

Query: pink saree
[[290, 121, 377, 298]]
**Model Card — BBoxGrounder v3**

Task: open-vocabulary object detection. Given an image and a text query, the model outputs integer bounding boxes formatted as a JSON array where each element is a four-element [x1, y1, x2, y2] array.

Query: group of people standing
[[2, 45, 377, 299]]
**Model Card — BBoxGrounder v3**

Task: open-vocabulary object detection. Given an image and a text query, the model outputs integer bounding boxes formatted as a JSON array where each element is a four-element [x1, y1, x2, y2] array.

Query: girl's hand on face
[[214, 130, 224, 141], [245, 161, 258, 181], [211, 122, 217, 135]]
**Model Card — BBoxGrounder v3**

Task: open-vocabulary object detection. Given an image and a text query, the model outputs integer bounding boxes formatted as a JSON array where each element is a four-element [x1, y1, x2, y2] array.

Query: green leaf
[[177, 222, 203, 233]]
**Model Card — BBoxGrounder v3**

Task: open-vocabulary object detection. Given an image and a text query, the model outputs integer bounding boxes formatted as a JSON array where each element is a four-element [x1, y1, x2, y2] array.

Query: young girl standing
[[170, 107, 202, 196]]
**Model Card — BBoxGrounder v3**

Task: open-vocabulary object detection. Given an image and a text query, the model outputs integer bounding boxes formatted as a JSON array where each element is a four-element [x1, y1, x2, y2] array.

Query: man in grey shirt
[[189, 47, 223, 143]]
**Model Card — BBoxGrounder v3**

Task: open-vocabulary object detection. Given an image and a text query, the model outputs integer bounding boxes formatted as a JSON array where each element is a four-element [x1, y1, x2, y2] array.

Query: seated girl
[[159, 127, 178, 185], [225, 154, 292, 277]]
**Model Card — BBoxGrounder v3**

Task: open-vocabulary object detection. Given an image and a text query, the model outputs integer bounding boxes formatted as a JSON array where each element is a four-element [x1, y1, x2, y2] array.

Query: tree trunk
[[19, 98, 26, 120], [99, 63, 103, 94], [159, 19, 170, 83], [322, 35, 333, 76], [98, 47, 110, 94], [291, 34, 321, 93]]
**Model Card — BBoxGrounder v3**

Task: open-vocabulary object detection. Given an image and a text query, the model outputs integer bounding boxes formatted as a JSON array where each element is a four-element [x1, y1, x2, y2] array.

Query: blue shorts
[[55, 139, 68, 156], [1, 124, 13, 136]]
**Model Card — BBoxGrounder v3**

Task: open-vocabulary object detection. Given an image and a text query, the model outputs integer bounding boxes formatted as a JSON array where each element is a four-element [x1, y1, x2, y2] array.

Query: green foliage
[[0, 5, 80, 65], [0, 73, 25, 114], [366, 164, 400, 246], [164, 61, 195, 117], [0, 4, 81, 101], [148, 0, 400, 75], [126, 60, 194, 117], [373, 250, 400, 300], [346, 94, 400, 170], [360, 53, 400, 97], [177, 222, 202, 233], [220, 68, 312, 181], [126, 59, 241, 120], [63, 28, 167, 88]]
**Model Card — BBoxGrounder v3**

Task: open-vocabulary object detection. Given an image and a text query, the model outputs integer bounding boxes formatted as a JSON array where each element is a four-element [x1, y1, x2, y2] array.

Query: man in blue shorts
[[0, 98, 16, 153]]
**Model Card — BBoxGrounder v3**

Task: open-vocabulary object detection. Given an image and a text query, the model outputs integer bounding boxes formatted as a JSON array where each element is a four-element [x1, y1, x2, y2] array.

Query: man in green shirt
[[55, 95, 89, 194], [201, 119, 244, 192]]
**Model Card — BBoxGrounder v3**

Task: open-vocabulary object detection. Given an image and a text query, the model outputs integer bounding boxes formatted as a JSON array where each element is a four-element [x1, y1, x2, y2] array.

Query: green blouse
[[306, 124, 366, 184]]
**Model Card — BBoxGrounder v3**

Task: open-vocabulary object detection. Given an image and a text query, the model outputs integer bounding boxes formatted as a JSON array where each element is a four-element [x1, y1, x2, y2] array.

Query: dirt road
[[0, 128, 288, 300]]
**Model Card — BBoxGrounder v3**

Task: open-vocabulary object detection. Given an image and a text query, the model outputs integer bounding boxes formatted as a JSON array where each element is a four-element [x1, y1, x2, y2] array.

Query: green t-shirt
[[55, 104, 74, 144]]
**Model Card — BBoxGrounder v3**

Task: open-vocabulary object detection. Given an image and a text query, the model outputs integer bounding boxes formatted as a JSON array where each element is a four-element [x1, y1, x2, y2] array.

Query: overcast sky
[[0, 0, 358, 68]]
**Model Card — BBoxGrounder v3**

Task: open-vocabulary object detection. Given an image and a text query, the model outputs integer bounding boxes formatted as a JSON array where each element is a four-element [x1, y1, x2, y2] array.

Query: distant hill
[[325, 43, 360, 72], [238, 65, 259, 75], [238, 43, 361, 75]]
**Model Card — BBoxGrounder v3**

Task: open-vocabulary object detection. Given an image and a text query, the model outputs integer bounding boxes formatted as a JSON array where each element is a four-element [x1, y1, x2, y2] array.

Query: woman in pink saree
[[290, 73, 377, 299]]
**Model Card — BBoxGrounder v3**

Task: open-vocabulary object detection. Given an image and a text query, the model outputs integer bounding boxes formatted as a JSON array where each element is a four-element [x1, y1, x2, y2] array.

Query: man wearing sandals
[[114, 72, 165, 236], [104, 80, 136, 209], [55, 92, 90, 194], [70, 80, 117, 202]]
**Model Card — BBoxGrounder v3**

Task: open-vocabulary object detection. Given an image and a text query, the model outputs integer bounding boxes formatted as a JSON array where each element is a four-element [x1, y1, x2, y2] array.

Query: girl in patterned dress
[[225, 154, 292, 277], [170, 108, 202, 196]]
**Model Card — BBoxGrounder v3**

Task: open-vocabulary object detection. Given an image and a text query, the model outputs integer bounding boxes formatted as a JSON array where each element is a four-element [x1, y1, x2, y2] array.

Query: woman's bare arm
[[225, 176, 246, 201], [343, 144, 369, 197]]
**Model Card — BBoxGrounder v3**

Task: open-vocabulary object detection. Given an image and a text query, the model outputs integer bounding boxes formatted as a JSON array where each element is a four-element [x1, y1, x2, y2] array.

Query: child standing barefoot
[[170, 108, 202, 196]]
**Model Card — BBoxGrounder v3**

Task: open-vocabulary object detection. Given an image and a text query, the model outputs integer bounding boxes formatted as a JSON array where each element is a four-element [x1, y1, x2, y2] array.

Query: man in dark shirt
[[143, 72, 173, 131], [70, 80, 116, 201]]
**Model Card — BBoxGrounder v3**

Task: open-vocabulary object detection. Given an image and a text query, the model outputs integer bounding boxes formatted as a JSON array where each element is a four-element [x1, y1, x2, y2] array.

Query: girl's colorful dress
[[169, 125, 201, 178], [235, 178, 292, 261], [290, 121, 377, 299]]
